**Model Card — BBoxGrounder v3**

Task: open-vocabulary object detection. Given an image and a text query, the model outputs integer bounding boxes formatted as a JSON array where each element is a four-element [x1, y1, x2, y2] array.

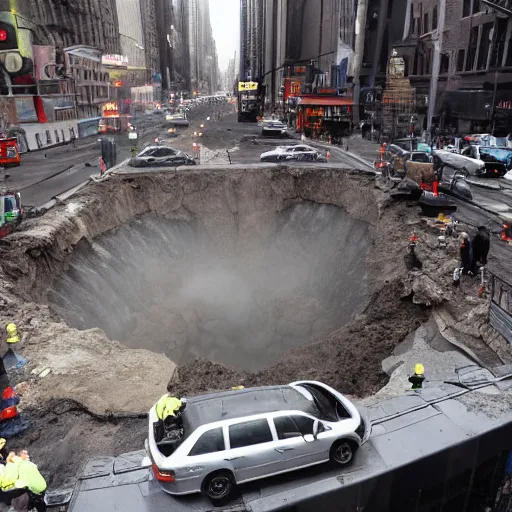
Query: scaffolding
[[381, 53, 416, 141]]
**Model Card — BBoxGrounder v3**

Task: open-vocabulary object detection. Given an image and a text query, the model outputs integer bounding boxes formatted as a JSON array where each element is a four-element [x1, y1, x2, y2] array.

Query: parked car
[[261, 121, 290, 138], [145, 381, 367, 502], [129, 145, 196, 167], [166, 113, 190, 127], [460, 145, 512, 177], [260, 145, 327, 163]]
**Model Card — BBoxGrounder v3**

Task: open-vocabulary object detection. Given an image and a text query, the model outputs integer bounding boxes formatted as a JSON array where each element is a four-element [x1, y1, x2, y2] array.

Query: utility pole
[[352, 0, 369, 125], [427, 0, 446, 129]]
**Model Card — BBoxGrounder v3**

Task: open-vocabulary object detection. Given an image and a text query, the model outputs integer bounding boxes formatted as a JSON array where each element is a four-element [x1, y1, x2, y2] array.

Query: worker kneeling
[[0, 450, 47, 512], [154, 394, 187, 443], [408, 363, 425, 391]]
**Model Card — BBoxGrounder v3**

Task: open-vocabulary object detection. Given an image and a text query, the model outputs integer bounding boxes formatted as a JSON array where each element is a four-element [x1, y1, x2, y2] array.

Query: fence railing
[[488, 270, 512, 343]]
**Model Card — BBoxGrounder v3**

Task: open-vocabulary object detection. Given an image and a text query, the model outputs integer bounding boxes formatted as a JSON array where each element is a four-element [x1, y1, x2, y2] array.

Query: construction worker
[[472, 226, 490, 267], [5, 324, 19, 345], [0, 451, 46, 512], [0, 452, 26, 510], [0, 324, 20, 395], [154, 394, 186, 442], [408, 364, 425, 391], [16, 450, 47, 512], [155, 394, 184, 423], [460, 232, 474, 275]]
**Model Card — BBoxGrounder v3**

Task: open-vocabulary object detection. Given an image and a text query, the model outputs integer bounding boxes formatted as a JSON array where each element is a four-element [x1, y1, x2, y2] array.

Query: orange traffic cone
[[326, 150, 331, 161]]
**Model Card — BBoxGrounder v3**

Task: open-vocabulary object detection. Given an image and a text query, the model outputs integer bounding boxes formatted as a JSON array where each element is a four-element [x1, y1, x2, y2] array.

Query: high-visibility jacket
[[17, 459, 47, 495], [5, 323, 19, 344], [1, 457, 20, 491], [155, 395, 182, 421]]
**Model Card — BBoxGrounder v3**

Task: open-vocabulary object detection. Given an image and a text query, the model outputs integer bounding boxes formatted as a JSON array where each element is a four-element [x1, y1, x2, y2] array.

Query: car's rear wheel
[[202, 470, 235, 502], [330, 440, 357, 467]]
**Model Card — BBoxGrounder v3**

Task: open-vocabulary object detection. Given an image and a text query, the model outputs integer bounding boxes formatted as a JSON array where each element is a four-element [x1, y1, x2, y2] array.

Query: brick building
[[396, 0, 512, 134]]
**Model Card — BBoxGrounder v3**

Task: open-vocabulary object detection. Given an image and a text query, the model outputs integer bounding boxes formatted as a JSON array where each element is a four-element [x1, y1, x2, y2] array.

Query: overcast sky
[[209, 0, 240, 71]]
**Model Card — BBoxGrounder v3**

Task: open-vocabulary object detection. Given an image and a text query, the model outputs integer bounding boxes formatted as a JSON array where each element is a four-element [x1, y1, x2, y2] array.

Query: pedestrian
[[459, 232, 474, 275], [408, 363, 425, 391], [472, 226, 490, 267]]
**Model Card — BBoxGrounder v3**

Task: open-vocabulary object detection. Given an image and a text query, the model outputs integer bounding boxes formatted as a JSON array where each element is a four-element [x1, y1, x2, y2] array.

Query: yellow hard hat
[[6, 323, 16, 333], [0, 439, 6, 450], [415, 363, 425, 375]]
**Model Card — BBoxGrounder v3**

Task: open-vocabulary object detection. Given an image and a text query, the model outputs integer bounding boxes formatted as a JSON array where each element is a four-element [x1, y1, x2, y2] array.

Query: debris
[[38, 368, 51, 378]]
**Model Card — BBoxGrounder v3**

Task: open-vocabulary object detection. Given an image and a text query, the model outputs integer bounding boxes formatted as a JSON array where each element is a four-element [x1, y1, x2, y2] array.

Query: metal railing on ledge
[[488, 269, 512, 343]]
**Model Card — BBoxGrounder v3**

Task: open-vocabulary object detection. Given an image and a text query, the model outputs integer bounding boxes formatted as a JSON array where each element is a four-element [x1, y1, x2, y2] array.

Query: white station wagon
[[145, 381, 369, 502]]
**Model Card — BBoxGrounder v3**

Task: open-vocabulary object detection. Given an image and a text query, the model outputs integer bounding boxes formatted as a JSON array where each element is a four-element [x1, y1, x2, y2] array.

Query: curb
[[305, 138, 374, 170]]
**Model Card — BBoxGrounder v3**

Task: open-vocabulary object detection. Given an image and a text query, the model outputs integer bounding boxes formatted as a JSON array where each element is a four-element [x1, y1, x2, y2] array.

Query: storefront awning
[[297, 97, 353, 106]]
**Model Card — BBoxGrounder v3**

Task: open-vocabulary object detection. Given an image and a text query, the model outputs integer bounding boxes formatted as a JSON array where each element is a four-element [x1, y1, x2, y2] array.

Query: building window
[[463, 0, 471, 17], [477, 22, 493, 70], [473, 0, 481, 13], [490, 18, 508, 68], [423, 13, 429, 33], [432, 6, 438, 30], [456, 49, 466, 71], [45, 130, 52, 144], [466, 26, 479, 71], [440, 53, 450, 73]]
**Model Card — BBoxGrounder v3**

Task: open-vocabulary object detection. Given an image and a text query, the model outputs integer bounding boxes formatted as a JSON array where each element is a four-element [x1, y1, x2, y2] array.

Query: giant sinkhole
[[47, 173, 373, 371]]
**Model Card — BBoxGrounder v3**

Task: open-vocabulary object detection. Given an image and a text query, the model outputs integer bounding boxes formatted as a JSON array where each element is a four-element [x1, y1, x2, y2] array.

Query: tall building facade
[[116, 0, 146, 71], [172, 0, 191, 92], [188, 0, 219, 94], [28, 0, 120, 54]]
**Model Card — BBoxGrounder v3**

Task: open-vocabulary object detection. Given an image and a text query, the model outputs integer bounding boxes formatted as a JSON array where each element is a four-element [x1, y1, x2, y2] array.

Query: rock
[[39, 368, 51, 378], [411, 274, 446, 306]]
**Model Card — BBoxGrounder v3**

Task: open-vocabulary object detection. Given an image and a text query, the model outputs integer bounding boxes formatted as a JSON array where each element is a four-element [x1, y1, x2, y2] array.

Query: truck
[[237, 81, 264, 122]]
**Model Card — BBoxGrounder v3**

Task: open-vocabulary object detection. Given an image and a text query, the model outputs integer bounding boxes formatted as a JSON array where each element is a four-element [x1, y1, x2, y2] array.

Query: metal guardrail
[[488, 270, 512, 343]]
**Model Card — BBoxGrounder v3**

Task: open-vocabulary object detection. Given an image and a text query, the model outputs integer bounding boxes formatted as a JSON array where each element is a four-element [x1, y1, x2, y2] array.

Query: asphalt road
[[8, 104, 233, 207]]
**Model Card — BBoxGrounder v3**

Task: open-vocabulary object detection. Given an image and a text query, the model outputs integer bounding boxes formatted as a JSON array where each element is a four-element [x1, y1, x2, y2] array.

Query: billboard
[[102, 54, 128, 68]]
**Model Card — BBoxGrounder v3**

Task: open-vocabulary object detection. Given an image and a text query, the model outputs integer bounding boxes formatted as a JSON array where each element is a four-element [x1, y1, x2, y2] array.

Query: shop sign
[[497, 100, 512, 110], [238, 81, 258, 92]]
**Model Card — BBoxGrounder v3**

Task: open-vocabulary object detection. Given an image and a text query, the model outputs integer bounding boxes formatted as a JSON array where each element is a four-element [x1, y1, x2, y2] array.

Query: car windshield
[[137, 147, 157, 157], [479, 148, 512, 165], [412, 153, 430, 163]]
